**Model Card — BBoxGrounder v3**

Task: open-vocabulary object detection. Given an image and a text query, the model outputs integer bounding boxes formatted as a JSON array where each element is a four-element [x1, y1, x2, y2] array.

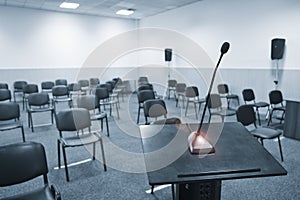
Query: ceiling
[[0, 0, 202, 19]]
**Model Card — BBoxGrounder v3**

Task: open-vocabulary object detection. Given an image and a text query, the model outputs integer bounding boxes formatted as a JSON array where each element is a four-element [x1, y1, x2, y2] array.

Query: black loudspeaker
[[165, 48, 172, 62], [271, 38, 285, 60]]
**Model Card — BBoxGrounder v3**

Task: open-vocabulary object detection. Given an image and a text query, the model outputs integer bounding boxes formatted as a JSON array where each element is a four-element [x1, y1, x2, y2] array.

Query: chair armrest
[[51, 184, 62, 200]]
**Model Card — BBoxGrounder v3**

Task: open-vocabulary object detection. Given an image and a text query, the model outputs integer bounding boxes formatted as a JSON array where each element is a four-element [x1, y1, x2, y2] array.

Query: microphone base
[[188, 131, 215, 155]]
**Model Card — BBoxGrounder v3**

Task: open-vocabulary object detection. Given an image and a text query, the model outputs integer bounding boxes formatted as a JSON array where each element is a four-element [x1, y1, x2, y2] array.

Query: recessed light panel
[[116, 9, 134, 16], [59, 2, 80, 9]]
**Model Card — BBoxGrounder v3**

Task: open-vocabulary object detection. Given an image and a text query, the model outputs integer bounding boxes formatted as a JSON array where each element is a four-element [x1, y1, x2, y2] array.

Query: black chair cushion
[[251, 127, 281, 139]]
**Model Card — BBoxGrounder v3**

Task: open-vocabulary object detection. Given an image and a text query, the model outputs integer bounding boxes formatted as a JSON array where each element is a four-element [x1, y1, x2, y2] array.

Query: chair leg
[[93, 143, 96, 160], [151, 185, 154, 194], [115, 103, 120, 119], [30, 113, 34, 132], [185, 101, 190, 116], [57, 139, 61, 169], [256, 107, 261, 126], [99, 139, 107, 171], [20, 125, 25, 142], [267, 110, 273, 126], [137, 106, 141, 124], [193, 102, 198, 119], [277, 136, 284, 162], [62, 145, 70, 182], [105, 116, 109, 137]]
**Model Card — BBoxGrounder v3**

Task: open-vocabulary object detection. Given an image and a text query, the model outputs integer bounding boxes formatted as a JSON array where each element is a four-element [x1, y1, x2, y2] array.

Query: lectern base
[[176, 180, 221, 200]]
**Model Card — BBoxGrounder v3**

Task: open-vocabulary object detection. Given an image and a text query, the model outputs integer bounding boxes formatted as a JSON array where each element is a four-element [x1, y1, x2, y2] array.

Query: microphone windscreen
[[221, 42, 230, 54]]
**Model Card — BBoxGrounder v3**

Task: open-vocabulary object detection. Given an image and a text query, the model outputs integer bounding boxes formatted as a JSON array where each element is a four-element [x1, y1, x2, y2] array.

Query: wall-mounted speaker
[[271, 38, 285, 60], [165, 48, 172, 62]]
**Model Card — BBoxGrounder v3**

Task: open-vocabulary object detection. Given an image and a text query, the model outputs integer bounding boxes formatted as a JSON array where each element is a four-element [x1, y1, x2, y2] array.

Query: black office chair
[[217, 83, 239, 109], [236, 104, 284, 161], [0, 142, 61, 200], [95, 87, 119, 119], [242, 88, 270, 126], [207, 94, 236, 123], [138, 83, 154, 91], [13, 80, 27, 103], [185, 86, 206, 119], [175, 83, 186, 108], [78, 79, 90, 94], [137, 90, 155, 124], [268, 90, 285, 126], [41, 81, 55, 93], [138, 76, 149, 86], [143, 99, 167, 125], [52, 85, 73, 109], [26, 93, 55, 132], [55, 79, 68, 86], [0, 89, 12, 102], [167, 79, 177, 99], [22, 83, 39, 110], [77, 95, 110, 136], [55, 108, 107, 181], [89, 78, 100, 94], [0, 102, 25, 142]]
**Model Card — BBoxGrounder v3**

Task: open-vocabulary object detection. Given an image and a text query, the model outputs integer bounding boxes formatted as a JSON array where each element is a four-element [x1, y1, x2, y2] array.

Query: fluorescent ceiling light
[[59, 2, 80, 9], [116, 9, 134, 16]]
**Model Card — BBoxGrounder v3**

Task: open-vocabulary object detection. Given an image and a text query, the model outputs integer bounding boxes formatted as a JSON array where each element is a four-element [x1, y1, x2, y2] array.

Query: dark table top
[[139, 122, 287, 185]]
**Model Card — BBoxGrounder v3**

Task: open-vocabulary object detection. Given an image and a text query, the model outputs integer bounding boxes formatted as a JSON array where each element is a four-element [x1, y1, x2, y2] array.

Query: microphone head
[[221, 42, 230, 54]]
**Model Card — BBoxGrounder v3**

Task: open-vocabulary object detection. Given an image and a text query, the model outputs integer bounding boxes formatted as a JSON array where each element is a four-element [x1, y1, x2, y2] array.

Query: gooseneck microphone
[[188, 42, 230, 154], [196, 42, 230, 134]]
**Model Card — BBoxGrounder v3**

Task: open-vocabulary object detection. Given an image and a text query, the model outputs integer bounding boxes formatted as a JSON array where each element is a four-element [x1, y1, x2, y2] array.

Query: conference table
[[139, 122, 287, 200]]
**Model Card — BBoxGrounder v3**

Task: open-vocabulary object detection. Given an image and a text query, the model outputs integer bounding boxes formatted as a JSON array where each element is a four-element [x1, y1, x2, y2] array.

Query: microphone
[[188, 42, 230, 154]]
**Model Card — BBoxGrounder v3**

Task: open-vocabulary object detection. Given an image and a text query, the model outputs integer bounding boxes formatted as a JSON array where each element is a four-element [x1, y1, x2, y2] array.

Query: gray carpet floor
[[0, 92, 299, 200]]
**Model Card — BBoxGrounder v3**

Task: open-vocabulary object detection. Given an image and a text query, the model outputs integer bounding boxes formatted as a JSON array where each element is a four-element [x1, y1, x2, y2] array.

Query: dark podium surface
[[140, 122, 287, 200], [284, 100, 300, 140]]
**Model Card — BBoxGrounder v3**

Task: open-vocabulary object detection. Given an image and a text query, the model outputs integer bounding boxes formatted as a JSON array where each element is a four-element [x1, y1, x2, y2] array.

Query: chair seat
[[211, 108, 236, 117], [91, 112, 107, 120], [100, 100, 118, 105], [251, 127, 281, 139], [61, 132, 101, 147], [2, 186, 56, 200], [226, 94, 239, 99], [53, 97, 72, 102], [0, 121, 23, 131], [195, 98, 206, 104], [254, 102, 269, 108], [28, 106, 54, 113], [272, 106, 286, 111]]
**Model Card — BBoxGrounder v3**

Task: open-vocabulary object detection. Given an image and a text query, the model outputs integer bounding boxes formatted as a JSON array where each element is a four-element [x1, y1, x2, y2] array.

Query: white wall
[[139, 0, 300, 101], [0, 6, 138, 88]]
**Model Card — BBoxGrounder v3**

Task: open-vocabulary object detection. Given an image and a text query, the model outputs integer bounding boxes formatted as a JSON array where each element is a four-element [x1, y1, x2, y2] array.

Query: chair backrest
[[185, 86, 199, 98], [68, 83, 80, 92], [236, 104, 256, 126], [207, 94, 222, 109], [27, 93, 50, 107], [78, 79, 90, 88], [242, 89, 255, 102], [0, 83, 8, 89], [138, 76, 148, 85], [55, 79, 68, 86], [23, 84, 38, 94], [137, 90, 155, 104], [0, 102, 20, 121], [106, 81, 116, 90], [0, 142, 48, 187], [0, 89, 11, 101], [90, 78, 100, 86], [175, 83, 186, 93], [77, 95, 96, 111], [269, 90, 283, 105], [52, 85, 69, 97], [168, 80, 177, 88], [138, 83, 153, 91], [55, 108, 91, 132], [41, 81, 54, 90], [95, 87, 109, 100], [13, 81, 27, 90], [143, 99, 167, 118], [217, 84, 229, 94]]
